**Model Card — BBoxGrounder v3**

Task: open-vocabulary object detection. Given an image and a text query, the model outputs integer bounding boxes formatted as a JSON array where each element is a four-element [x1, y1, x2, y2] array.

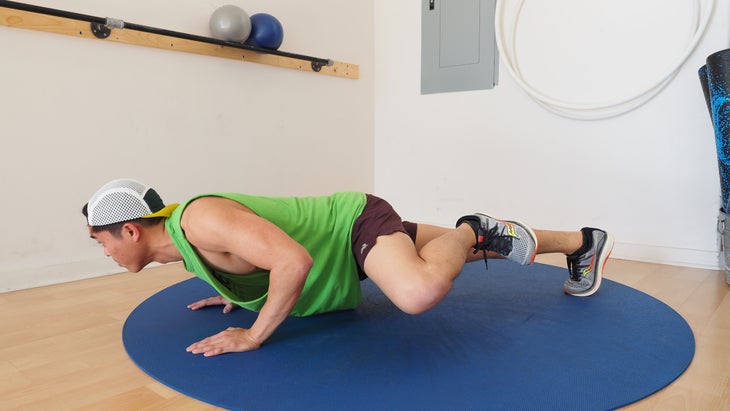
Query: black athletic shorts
[[351, 194, 417, 280]]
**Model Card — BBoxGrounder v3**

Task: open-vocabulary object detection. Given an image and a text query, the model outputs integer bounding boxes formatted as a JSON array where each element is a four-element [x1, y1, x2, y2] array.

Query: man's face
[[89, 226, 145, 273]]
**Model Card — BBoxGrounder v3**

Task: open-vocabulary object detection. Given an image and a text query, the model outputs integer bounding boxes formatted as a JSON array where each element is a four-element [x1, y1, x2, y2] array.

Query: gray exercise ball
[[209, 5, 252, 42]]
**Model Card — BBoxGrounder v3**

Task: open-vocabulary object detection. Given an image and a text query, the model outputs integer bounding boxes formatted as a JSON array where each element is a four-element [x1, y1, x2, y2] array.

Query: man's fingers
[[186, 328, 246, 357], [187, 296, 224, 310]]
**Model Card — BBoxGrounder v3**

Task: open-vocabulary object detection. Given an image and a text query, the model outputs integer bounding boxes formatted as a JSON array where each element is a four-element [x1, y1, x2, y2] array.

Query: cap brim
[[142, 203, 179, 219]]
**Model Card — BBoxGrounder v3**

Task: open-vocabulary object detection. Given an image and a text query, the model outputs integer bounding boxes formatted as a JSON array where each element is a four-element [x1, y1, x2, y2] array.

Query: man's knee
[[390, 278, 452, 315]]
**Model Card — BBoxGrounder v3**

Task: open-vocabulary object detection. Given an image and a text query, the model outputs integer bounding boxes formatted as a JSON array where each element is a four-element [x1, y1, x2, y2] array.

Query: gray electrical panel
[[421, 0, 499, 94]]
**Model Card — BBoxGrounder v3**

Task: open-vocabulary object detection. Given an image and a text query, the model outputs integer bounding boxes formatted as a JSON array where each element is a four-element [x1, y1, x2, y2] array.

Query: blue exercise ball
[[209, 5, 251, 42], [245, 13, 284, 50]]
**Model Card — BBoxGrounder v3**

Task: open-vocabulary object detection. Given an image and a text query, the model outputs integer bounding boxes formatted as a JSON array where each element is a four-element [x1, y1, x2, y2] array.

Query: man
[[83, 178, 613, 357]]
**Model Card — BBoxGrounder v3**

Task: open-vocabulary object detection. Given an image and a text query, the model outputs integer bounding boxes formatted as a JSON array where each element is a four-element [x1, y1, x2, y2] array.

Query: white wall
[[4, 1, 727, 292], [374, 1, 729, 269], [0, 0, 373, 291]]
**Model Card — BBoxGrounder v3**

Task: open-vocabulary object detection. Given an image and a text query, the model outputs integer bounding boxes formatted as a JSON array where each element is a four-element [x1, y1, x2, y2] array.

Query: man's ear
[[121, 222, 142, 241]]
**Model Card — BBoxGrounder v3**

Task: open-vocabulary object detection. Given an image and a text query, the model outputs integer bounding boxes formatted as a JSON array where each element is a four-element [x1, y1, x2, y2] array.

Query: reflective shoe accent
[[456, 213, 538, 266], [563, 227, 614, 297]]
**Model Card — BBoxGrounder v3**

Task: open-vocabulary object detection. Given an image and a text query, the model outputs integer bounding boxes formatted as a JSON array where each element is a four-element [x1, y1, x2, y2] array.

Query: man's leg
[[363, 217, 537, 315], [413, 223, 614, 297], [414, 224, 584, 258], [362, 226, 475, 315]]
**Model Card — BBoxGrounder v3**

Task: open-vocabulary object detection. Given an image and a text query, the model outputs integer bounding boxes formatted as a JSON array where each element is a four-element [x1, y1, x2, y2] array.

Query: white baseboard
[[0, 258, 126, 293], [612, 241, 722, 270]]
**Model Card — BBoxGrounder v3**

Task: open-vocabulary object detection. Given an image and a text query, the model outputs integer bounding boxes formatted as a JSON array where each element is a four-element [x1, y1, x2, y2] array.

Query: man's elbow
[[296, 253, 314, 277], [285, 251, 313, 280], [271, 247, 313, 283]]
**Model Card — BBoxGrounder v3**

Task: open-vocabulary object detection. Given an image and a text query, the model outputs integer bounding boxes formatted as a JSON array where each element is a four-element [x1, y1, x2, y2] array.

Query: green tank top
[[165, 192, 367, 317]]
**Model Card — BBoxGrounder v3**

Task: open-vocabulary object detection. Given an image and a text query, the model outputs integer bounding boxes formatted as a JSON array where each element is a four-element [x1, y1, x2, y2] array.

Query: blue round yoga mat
[[123, 260, 694, 411]]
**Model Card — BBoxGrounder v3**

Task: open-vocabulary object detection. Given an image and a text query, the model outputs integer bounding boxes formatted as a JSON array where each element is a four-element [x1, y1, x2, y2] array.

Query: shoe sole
[[564, 232, 615, 297], [510, 220, 538, 265]]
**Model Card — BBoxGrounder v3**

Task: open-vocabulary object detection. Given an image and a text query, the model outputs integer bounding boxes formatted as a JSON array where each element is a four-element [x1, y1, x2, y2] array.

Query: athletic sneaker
[[456, 213, 538, 267], [563, 227, 614, 297]]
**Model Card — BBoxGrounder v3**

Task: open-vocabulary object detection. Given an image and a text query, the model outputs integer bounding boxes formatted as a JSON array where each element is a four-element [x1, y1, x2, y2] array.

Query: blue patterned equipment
[[699, 48, 730, 284]]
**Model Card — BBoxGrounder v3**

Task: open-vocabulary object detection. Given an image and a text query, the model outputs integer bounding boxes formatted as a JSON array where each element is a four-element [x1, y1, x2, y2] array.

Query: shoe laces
[[472, 224, 513, 270], [566, 229, 593, 282], [566, 255, 582, 282]]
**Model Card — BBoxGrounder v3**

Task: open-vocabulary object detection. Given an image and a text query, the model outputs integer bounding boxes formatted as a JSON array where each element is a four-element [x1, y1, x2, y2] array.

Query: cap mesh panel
[[88, 179, 156, 226]]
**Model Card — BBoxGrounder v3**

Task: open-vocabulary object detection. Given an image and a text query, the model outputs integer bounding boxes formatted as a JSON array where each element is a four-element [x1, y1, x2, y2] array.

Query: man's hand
[[186, 327, 261, 357], [187, 295, 237, 314]]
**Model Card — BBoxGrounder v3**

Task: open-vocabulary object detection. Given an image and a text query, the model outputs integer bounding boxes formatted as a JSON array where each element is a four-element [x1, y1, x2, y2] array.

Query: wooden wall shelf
[[0, 1, 359, 79]]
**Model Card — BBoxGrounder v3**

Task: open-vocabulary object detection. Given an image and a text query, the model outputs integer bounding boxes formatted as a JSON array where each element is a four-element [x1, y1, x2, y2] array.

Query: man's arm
[[181, 196, 313, 356]]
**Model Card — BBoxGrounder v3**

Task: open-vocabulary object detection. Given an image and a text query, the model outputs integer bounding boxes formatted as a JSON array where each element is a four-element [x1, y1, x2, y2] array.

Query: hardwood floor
[[0, 257, 728, 410]]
